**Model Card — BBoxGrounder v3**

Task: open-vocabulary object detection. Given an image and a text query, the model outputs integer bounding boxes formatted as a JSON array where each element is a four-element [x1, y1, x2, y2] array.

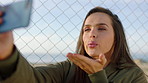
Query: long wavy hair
[[69, 6, 137, 83]]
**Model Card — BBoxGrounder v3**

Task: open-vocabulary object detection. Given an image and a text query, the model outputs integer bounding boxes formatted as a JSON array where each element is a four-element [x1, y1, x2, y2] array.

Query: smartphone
[[0, 0, 33, 33]]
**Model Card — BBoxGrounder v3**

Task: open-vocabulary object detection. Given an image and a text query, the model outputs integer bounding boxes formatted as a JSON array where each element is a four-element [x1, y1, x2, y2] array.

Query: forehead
[[84, 12, 112, 25]]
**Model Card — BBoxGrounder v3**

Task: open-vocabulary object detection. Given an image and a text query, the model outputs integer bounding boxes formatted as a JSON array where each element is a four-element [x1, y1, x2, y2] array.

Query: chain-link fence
[[1, 0, 148, 73]]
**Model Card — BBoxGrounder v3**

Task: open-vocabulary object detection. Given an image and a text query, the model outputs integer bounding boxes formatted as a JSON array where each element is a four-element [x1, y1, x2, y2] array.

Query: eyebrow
[[84, 23, 109, 27]]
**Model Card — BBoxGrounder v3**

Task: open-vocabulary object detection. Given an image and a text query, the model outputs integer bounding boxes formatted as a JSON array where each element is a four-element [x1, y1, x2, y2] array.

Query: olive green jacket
[[0, 47, 147, 83]]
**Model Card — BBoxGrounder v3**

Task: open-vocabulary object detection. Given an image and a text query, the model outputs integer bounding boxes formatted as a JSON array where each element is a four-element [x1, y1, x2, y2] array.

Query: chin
[[88, 54, 99, 59]]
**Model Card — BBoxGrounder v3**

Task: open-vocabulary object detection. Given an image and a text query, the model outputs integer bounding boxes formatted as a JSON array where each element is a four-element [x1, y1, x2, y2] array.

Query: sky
[[0, 0, 148, 62]]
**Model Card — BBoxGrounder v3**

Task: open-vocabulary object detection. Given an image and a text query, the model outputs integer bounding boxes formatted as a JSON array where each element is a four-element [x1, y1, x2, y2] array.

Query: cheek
[[101, 34, 114, 53], [82, 34, 87, 44], [82, 34, 88, 49]]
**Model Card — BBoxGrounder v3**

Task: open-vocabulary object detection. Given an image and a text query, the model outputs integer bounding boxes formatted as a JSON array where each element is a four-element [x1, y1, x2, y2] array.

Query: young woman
[[0, 7, 147, 83]]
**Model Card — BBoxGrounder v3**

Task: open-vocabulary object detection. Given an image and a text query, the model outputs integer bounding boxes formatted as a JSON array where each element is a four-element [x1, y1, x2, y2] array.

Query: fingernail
[[0, 12, 3, 16], [66, 53, 73, 57], [0, 18, 3, 24], [0, 12, 5, 17], [73, 53, 77, 56]]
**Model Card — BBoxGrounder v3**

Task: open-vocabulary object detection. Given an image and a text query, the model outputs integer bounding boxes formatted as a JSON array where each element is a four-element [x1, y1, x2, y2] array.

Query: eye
[[97, 27, 106, 31], [84, 28, 91, 32], [83, 26, 91, 32]]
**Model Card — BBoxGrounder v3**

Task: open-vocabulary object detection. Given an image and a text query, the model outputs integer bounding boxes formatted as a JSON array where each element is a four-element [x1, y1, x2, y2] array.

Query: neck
[[104, 52, 112, 67]]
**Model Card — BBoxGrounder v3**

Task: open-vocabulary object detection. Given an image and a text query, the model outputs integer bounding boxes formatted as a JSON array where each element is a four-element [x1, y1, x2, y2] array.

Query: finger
[[100, 54, 107, 65], [68, 57, 93, 74], [96, 54, 107, 66], [82, 68, 92, 74], [101, 54, 107, 65], [67, 53, 93, 71], [70, 57, 92, 74], [67, 53, 88, 68], [69, 54, 99, 72], [72, 54, 93, 64], [0, 11, 3, 24], [67, 53, 105, 74], [0, 18, 3, 24], [70, 54, 94, 67], [0, 12, 3, 16]]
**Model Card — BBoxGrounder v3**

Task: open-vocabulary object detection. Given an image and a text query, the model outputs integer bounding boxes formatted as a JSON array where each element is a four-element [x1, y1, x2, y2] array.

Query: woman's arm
[[0, 11, 72, 83], [0, 47, 72, 83], [0, 11, 14, 60]]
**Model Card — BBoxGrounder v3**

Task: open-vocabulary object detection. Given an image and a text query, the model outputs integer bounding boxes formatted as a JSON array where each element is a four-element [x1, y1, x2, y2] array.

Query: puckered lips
[[88, 41, 98, 48]]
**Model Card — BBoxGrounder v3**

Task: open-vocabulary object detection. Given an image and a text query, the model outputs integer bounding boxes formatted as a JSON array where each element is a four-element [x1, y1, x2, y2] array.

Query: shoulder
[[117, 66, 146, 82], [111, 65, 147, 83], [126, 66, 145, 75], [126, 66, 147, 83], [119, 65, 145, 77], [118, 62, 145, 76]]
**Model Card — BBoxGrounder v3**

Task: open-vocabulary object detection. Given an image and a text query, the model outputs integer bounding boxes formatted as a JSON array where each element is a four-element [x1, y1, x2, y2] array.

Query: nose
[[90, 29, 97, 38]]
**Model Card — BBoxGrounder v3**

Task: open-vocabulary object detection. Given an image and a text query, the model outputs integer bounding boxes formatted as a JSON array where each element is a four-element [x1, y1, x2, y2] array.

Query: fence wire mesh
[[0, 0, 148, 73]]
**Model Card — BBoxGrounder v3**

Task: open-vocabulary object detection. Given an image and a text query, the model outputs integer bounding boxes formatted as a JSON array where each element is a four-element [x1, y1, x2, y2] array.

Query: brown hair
[[70, 6, 137, 83]]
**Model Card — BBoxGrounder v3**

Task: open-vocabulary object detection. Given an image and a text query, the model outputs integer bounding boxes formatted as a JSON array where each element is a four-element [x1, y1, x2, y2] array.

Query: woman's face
[[83, 12, 114, 59]]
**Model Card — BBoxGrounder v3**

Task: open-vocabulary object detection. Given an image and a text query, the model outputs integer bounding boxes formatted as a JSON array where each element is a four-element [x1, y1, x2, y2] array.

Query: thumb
[[98, 54, 107, 66]]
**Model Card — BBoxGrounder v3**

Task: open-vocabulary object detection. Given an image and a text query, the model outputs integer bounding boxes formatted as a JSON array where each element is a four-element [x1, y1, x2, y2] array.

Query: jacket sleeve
[[0, 46, 18, 80], [0, 46, 71, 83], [88, 70, 108, 83]]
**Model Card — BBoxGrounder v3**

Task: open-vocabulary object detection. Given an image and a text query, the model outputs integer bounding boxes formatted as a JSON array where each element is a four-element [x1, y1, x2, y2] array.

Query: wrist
[[0, 45, 14, 60]]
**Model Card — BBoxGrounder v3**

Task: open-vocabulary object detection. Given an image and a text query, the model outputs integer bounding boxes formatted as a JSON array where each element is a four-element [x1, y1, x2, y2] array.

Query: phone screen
[[0, 0, 33, 33]]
